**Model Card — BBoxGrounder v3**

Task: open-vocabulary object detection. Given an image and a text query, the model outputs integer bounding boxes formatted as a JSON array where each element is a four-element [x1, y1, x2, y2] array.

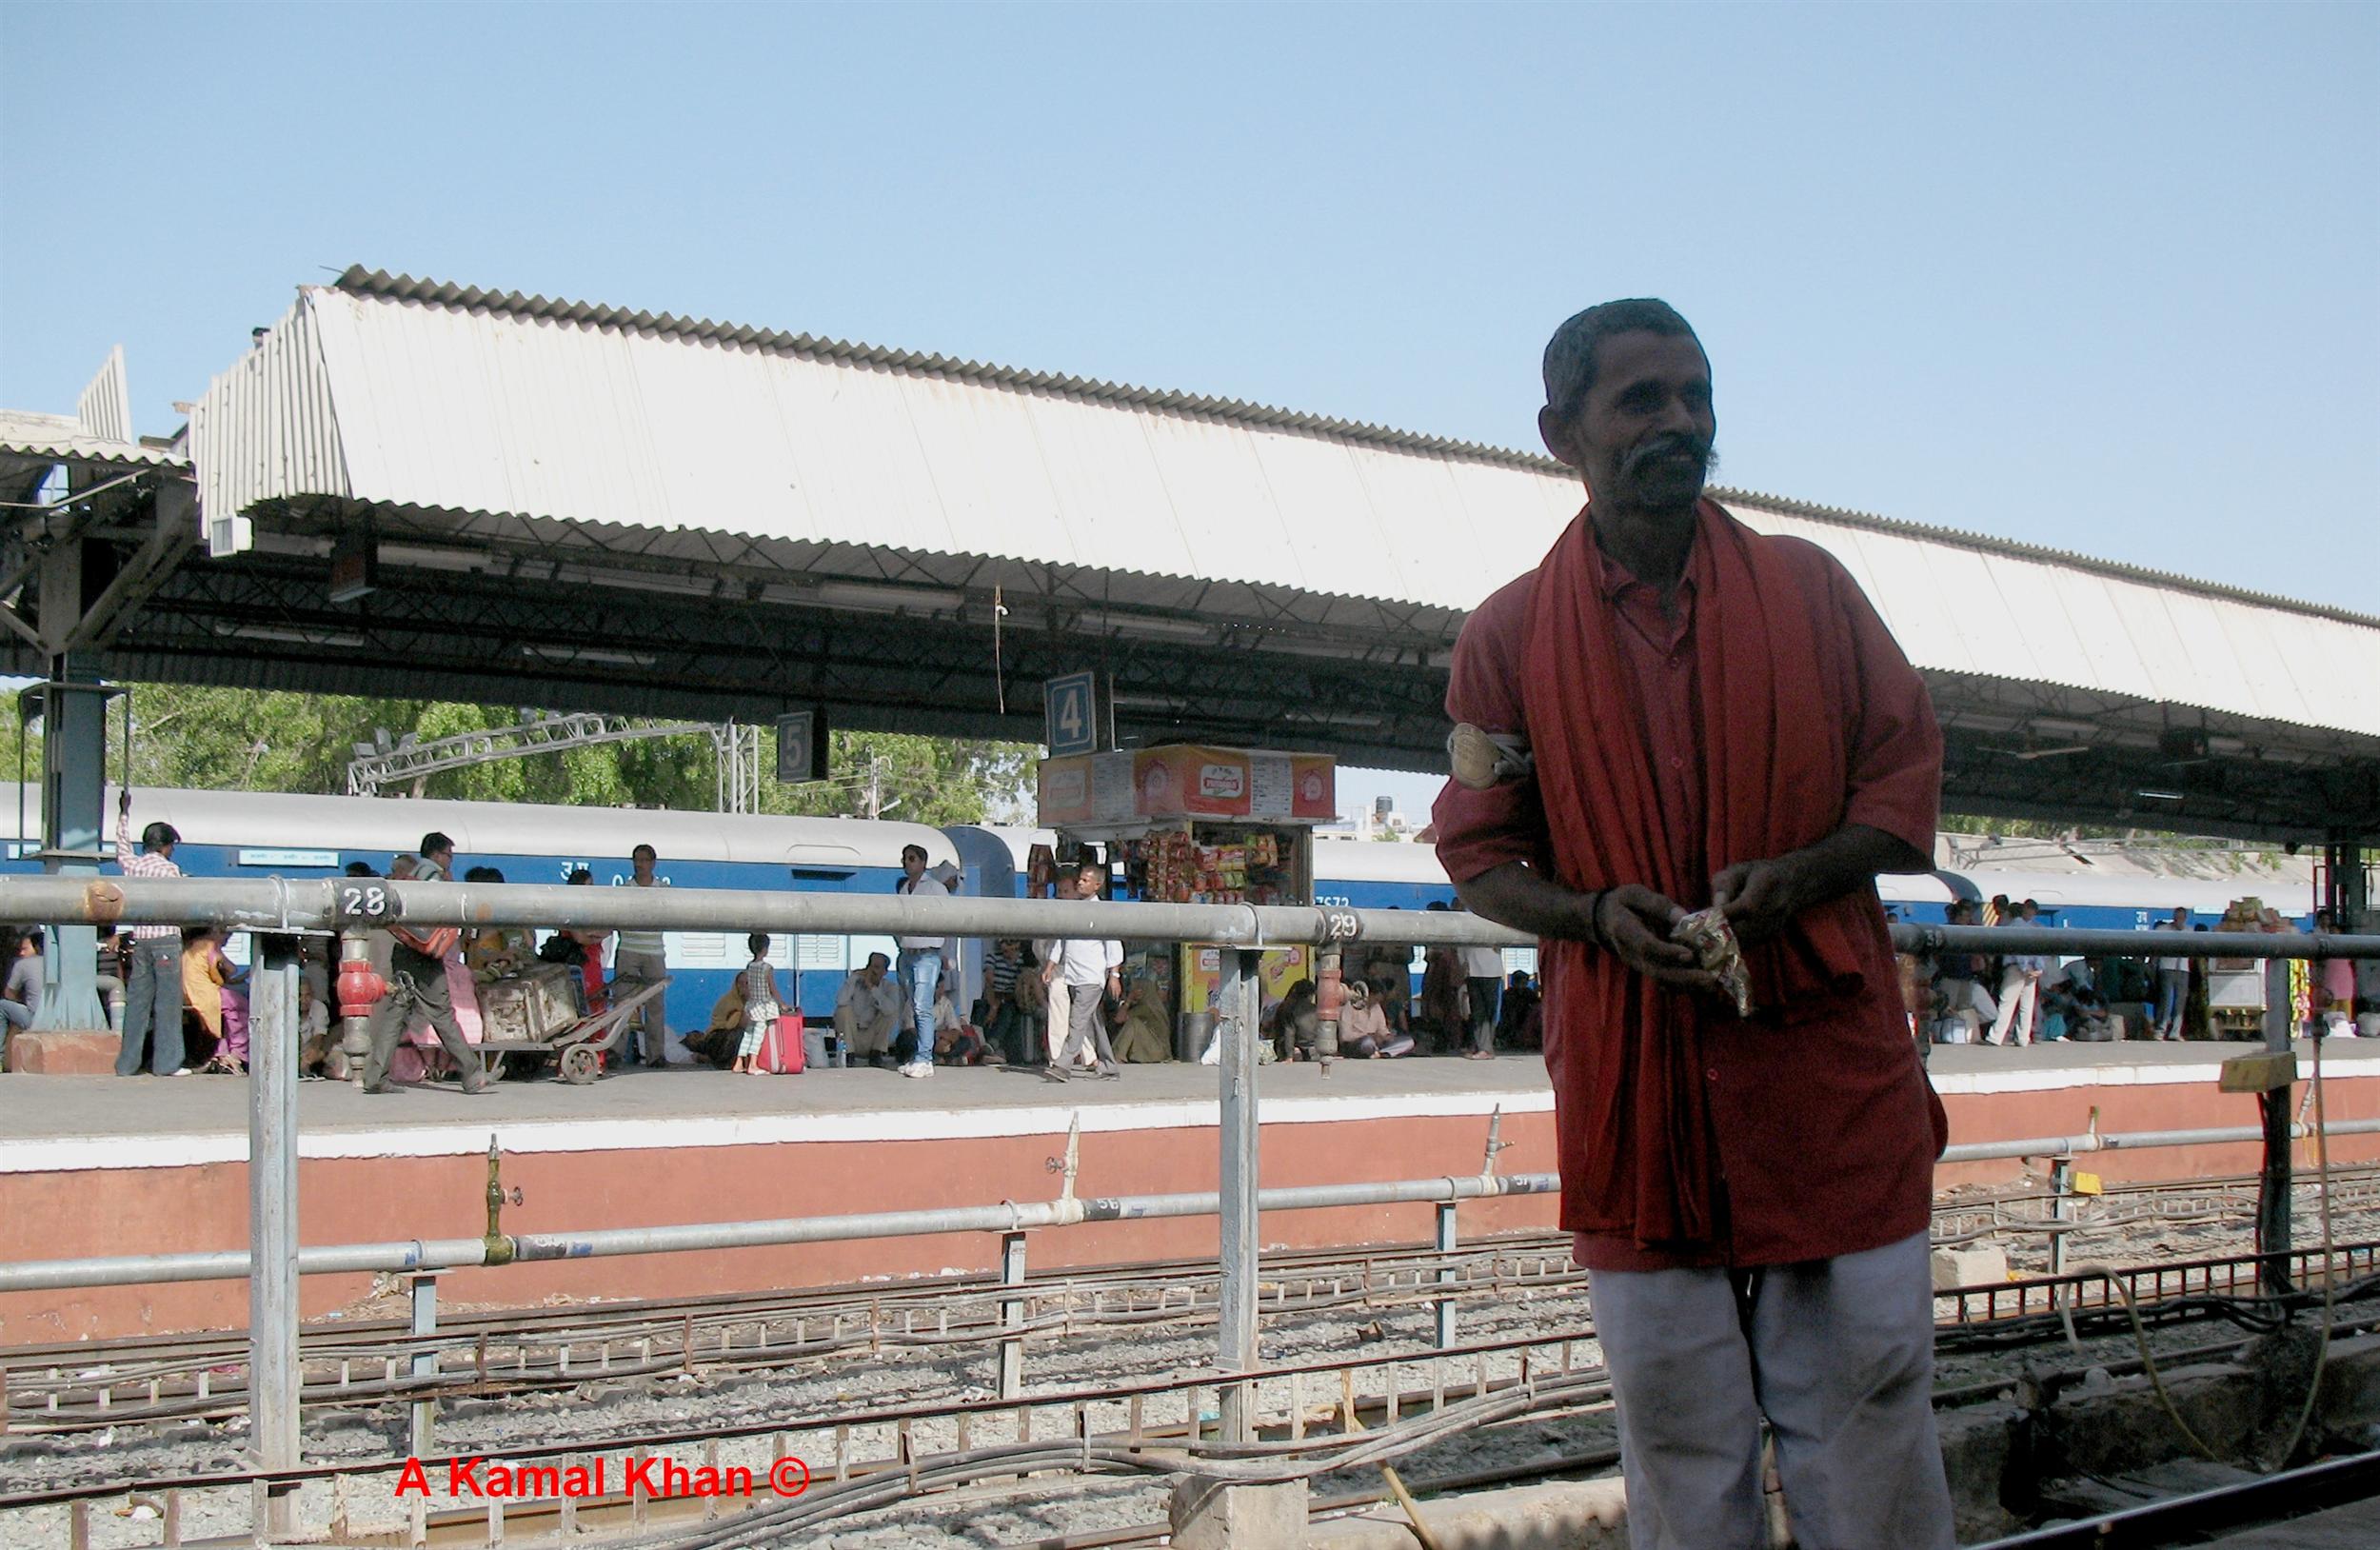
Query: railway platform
[[7, 1038, 2380, 1342]]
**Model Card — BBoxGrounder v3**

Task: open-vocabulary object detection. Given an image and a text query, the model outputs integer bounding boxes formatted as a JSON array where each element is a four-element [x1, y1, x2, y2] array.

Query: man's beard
[[1613, 434, 1716, 512]]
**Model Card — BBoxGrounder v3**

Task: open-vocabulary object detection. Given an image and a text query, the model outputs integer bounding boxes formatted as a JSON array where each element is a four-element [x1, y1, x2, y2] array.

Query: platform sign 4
[[1044, 673, 1099, 757]]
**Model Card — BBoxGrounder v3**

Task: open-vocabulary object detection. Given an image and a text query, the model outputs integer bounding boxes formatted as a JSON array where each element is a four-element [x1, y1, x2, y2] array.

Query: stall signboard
[[1037, 746, 1336, 828]]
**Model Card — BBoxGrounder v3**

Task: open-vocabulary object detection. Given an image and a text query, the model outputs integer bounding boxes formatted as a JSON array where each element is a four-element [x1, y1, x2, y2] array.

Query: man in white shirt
[[834, 952, 903, 1064], [615, 845, 672, 1067], [894, 845, 962, 1079], [2152, 907, 2190, 1040], [1045, 861, 1122, 1079], [1459, 942, 1505, 1059]]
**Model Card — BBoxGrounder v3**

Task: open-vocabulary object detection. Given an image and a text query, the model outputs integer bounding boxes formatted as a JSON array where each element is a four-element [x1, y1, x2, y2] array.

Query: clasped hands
[[1582, 855, 1807, 996]]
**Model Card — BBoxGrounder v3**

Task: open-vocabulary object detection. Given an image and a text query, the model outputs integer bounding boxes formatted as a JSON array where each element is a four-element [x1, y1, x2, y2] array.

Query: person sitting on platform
[[1110, 974, 1174, 1063], [463, 867, 534, 979], [1496, 969, 1540, 1047], [835, 952, 902, 1067], [183, 926, 248, 1074], [982, 939, 1030, 1064], [1268, 978, 1320, 1061], [1, 928, 43, 1058], [931, 978, 989, 1065], [1339, 980, 1413, 1059], [683, 982, 747, 1069], [1010, 945, 1052, 1065]]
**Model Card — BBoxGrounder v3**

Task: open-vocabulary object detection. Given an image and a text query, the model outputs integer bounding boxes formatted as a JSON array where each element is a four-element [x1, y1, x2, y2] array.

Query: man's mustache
[[1622, 435, 1716, 478]]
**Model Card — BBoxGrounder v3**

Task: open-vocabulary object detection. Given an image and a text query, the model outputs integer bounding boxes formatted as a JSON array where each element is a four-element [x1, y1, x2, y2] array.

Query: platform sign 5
[[1044, 673, 1099, 757]]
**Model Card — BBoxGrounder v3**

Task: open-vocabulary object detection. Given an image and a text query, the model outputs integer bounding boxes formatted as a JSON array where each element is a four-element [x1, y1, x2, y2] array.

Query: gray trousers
[[115, 937, 185, 1076], [362, 946, 485, 1091], [614, 948, 669, 1063], [1055, 982, 1117, 1071], [1586, 1230, 1954, 1550]]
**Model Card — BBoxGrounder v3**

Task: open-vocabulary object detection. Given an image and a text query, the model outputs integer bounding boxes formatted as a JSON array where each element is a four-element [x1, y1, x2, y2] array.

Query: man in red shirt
[[1433, 299, 1953, 1549]]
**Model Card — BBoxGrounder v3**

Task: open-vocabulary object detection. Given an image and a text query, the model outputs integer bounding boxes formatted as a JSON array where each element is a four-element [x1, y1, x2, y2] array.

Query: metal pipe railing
[[0, 1172, 1562, 1294], [15, 1110, 2380, 1296], [1939, 1116, 2380, 1164], [3, 873, 2376, 960]]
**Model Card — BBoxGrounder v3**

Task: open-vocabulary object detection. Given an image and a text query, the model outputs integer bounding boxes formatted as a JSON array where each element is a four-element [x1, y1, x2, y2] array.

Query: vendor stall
[[1037, 745, 1336, 1060]]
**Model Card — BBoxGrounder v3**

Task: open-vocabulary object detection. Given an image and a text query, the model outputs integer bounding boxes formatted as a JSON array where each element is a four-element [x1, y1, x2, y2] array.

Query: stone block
[[1932, 1243, 2009, 1289], [4, 1028, 119, 1074], [1169, 1474, 1306, 1550]]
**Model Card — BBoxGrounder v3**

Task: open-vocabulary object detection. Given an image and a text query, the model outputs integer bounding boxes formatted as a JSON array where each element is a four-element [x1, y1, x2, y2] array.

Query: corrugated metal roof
[[188, 269, 2380, 744], [0, 408, 187, 471], [324, 266, 2379, 633]]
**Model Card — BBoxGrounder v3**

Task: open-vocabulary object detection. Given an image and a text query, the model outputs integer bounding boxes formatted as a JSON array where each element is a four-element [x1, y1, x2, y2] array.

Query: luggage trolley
[[474, 964, 671, 1083]]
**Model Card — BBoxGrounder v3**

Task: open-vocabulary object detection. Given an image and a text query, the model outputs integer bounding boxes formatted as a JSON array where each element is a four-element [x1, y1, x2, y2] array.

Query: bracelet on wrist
[[1582, 889, 1608, 949]]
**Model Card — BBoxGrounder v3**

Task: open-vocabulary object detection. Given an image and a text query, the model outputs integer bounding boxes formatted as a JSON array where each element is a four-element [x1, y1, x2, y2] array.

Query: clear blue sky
[[4, 2, 2374, 818]]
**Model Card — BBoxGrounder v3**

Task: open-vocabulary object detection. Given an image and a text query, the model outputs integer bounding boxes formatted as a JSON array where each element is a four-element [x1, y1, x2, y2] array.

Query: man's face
[[429, 847, 452, 871], [1076, 869, 1103, 899], [902, 851, 925, 880], [1542, 330, 1716, 518], [1052, 874, 1078, 900], [633, 849, 656, 883], [863, 957, 886, 984]]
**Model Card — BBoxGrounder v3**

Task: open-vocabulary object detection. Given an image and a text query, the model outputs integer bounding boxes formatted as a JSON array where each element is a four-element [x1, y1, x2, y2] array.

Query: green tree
[[3, 683, 1034, 823]]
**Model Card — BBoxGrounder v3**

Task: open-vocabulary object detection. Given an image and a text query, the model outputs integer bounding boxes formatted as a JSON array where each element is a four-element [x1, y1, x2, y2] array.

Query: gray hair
[[1541, 299, 1700, 421]]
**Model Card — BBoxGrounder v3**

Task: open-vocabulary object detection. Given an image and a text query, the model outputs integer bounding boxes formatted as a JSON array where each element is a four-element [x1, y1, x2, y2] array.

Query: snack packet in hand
[[1673, 907, 1753, 1018]]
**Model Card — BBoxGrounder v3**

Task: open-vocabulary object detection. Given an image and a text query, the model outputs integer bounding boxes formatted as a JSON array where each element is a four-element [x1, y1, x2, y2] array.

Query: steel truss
[[0, 496, 2373, 836]]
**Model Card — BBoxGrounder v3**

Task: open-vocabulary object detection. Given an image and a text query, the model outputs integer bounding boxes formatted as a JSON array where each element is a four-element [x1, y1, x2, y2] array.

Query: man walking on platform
[[1044, 861, 1121, 1079], [1433, 299, 1954, 1549], [361, 860, 490, 1096], [113, 790, 189, 1077]]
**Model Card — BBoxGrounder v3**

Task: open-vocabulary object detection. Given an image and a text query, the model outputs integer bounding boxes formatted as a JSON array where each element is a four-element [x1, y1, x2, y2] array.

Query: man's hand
[[117, 788, 131, 819], [1710, 856, 1811, 946], [1598, 884, 1721, 995]]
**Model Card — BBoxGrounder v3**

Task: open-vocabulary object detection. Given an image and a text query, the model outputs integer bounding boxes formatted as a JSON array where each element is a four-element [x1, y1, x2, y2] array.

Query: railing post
[[1435, 1201, 1459, 1350], [1216, 947, 1260, 1442], [2047, 1155, 2073, 1280], [2256, 952, 2295, 1298], [997, 1230, 1028, 1401], [248, 934, 302, 1538], [408, 1271, 441, 1457]]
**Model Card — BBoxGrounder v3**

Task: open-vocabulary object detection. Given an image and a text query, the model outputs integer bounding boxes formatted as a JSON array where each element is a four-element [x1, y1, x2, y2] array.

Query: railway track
[[14, 1168, 2372, 1437], [10, 1165, 2380, 1547]]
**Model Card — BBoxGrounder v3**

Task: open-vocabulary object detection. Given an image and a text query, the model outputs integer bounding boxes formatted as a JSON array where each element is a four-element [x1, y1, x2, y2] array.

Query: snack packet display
[[1673, 907, 1753, 1018]]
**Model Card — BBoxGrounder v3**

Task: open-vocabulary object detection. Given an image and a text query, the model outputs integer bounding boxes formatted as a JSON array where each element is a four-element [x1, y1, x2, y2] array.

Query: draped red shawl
[[1519, 499, 1886, 1252]]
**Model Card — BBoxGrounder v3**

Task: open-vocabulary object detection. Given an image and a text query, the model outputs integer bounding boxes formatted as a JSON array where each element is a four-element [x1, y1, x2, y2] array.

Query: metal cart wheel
[[559, 1044, 601, 1085]]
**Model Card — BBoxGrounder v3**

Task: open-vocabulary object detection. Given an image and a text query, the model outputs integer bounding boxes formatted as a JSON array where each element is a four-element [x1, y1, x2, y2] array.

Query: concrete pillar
[[1170, 1474, 1307, 1550], [29, 532, 112, 1032]]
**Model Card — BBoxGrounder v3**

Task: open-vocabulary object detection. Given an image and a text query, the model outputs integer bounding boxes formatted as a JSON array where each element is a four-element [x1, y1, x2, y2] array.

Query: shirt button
[[1668, 655, 1683, 669], [1670, 756, 1684, 771], [1706, 1067, 1719, 1082]]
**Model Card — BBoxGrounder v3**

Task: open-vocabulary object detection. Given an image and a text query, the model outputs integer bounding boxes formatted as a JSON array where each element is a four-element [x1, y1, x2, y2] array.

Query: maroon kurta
[[1434, 503, 1947, 1272]]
